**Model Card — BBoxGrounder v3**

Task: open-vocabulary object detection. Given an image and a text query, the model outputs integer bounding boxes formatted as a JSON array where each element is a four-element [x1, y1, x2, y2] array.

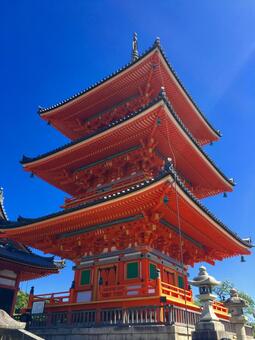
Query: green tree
[[213, 280, 255, 323], [15, 290, 29, 314], [238, 291, 255, 323], [213, 280, 234, 302]]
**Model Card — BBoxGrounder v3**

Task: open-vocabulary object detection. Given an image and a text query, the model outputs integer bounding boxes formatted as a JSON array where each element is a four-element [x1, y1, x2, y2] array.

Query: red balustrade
[[28, 291, 70, 308], [161, 282, 193, 303], [99, 282, 157, 300], [28, 282, 229, 321]]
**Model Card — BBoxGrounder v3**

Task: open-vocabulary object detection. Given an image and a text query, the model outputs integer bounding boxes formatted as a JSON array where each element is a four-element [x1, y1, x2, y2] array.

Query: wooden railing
[[99, 282, 156, 300], [161, 282, 193, 302], [15, 306, 254, 338], [29, 281, 193, 306], [213, 300, 228, 315], [28, 291, 70, 307], [29, 284, 224, 309], [63, 173, 146, 209], [28, 284, 228, 320], [28, 305, 201, 329]]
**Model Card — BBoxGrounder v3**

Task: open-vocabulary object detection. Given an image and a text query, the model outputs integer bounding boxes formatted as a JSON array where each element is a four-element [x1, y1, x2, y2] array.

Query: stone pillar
[[224, 288, 248, 340]]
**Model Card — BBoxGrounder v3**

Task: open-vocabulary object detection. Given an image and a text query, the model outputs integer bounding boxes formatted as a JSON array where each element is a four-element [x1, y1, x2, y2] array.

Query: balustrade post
[[95, 308, 101, 325], [136, 310, 138, 324], [140, 309, 143, 323], [49, 294, 54, 305], [123, 309, 127, 324], [69, 289, 75, 303], [46, 312, 52, 327], [67, 309, 72, 326], [155, 269, 165, 323], [28, 286, 34, 309], [69, 280, 76, 303], [168, 305, 173, 324], [156, 268, 162, 296]]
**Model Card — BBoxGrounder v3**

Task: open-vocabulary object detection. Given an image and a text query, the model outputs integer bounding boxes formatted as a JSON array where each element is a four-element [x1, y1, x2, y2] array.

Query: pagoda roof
[[0, 167, 250, 262], [21, 92, 233, 198], [37, 39, 220, 145], [0, 243, 58, 272], [0, 188, 61, 281]]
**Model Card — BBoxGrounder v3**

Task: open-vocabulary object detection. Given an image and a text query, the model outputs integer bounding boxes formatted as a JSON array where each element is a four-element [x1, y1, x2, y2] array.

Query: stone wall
[[33, 324, 254, 340], [34, 324, 194, 340]]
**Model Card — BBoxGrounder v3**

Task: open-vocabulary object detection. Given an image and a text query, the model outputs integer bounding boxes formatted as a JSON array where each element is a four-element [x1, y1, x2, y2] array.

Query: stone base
[[192, 320, 229, 340], [192, 329, 229, 340], [33, 324, 194, 340], [32, 323, 254, 340]]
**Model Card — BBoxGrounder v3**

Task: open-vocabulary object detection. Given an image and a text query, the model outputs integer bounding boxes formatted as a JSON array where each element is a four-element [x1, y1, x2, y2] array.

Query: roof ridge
[[159, 89, 233, 186], [38, 41, 157, 115], [37, 38, 220, 139], [157, 44, 221, 137], [0, 247, 58, 269]]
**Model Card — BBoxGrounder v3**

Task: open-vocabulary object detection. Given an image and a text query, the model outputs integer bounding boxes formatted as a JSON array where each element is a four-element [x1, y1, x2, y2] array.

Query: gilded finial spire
[[131, 32, 139, 62]]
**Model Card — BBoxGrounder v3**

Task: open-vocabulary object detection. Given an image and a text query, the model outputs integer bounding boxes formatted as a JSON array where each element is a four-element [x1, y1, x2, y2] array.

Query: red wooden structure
[[0, 37, 251, 321]]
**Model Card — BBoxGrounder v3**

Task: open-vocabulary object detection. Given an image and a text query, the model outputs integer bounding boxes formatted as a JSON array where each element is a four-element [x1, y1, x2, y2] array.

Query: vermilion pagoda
[[0, 37, 251, 321]]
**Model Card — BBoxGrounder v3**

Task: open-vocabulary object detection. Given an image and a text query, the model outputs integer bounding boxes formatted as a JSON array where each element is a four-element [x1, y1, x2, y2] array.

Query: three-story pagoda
[[0, 36, 251, 318]]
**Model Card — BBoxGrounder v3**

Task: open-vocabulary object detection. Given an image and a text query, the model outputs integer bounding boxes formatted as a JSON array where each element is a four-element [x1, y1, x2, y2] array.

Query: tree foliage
[[15, 290, 29, 313], [213, 280, 234, 302], [213, 280, 255, 323]]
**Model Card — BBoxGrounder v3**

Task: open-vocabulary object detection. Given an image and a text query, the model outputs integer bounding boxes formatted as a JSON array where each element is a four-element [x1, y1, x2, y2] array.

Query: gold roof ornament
[[131, 32, 139, 62]]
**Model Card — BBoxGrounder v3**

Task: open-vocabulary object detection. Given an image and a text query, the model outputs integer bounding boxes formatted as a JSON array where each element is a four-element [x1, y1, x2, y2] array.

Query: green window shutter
[[127, 262, 138, 279], [178, 275, 184, 289], [149, 263, 158, 280], [80, 269, 91, 285]]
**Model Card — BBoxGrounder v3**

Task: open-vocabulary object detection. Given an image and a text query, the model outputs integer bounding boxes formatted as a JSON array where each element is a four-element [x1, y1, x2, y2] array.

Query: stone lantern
[[190, 266, 227, 340], [224, 288, 248, 340], [190, 266, 221, 322]]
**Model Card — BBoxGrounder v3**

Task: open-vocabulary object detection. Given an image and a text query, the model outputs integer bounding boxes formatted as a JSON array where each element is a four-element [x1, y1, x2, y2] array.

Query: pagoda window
[[126, 262, 139, 279], [178, 275, 184, 289], [149, 263, 158, 280], [162, 269, 175, 285], [80, 269, 91, 286]]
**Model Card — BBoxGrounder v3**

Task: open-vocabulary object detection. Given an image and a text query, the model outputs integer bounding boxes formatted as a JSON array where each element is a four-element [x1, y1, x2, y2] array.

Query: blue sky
[[1, 1, 255, 298]]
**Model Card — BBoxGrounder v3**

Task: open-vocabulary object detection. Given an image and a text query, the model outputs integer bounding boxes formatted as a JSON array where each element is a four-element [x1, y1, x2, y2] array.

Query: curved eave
[[22, 94, 234, 190], [0, 204, 7, 220], [0, 256, 58, 272], [0, 257, 59, 282], [161, 95, 232, 190], [0, 190, 60, 277], [158, 46, 220, 142], [38, 41, 220, 142], [0, 169, 250, 254], [0, 248, 58, 272]]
